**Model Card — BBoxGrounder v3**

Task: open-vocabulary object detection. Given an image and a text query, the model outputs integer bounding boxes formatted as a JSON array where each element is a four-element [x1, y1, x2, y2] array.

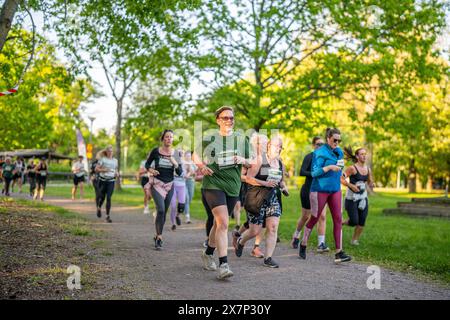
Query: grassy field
[[41, 183, 450, 284]]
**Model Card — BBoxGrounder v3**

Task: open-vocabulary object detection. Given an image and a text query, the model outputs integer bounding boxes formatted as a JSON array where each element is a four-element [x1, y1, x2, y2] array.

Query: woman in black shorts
[[341, 146, 375, 246], [193, 106, 251, 280], [34, 158, 48, 201]]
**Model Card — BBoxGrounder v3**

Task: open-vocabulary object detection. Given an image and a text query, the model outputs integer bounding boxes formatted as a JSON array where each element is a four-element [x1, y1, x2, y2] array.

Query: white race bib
[[336, 159, 345, 169], [217, 150, 236, 169]]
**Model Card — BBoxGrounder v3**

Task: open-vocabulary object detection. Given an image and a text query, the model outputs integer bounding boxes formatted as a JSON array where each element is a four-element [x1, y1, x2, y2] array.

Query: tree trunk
[[426, 176, 433, 191], [115, 98, 123, 190], [0, 0, 19, 53], [408, 158, 416, 193]]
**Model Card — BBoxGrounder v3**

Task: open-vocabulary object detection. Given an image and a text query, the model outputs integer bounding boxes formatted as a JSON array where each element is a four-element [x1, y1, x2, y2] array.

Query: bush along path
[[2, 195, 449, 300]]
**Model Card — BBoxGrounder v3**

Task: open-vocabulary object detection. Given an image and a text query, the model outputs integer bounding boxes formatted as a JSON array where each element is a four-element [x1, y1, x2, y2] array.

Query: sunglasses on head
[[219, 116, 234, 121]]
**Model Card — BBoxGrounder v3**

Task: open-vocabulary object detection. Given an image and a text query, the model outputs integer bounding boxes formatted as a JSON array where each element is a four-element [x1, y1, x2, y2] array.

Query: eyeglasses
[[219, 116, 234, 121], [333, 139, 341, 143]]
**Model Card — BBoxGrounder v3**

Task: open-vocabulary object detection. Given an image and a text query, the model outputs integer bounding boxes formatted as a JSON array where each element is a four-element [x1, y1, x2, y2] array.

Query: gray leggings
[[151, 185, 175, 235]]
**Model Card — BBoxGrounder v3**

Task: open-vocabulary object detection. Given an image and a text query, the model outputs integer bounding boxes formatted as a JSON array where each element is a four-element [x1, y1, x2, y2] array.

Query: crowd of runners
[[0, 105, 375, 280]]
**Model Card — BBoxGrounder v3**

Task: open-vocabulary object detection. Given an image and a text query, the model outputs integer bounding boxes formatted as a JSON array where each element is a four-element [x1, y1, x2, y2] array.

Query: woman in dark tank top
[[341, 147, 375, 246]]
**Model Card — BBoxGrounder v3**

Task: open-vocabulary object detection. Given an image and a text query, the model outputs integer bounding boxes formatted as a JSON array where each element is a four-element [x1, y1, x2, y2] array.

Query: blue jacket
[[310, 144, 343, 193]]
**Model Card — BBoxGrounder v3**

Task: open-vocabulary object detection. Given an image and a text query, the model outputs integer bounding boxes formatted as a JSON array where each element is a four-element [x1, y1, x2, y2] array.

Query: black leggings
[[201, 189, 239, 237], [345, 199, 369, 227], [151, 185, 175, 235], [98, 180, 115, 215], [28, 177, 36, 195], [93, 178, 101, 208], [3, 177, 12, 195]]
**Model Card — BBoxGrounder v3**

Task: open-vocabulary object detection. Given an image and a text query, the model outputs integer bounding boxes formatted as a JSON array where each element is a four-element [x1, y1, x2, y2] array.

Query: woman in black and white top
[[145, 130, 182, 250], [95, 146, 119, 223], [235, 136, 288, 268]]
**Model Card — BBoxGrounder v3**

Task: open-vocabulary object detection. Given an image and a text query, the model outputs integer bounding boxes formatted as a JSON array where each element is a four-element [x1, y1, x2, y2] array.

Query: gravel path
[[30, 196, 450, 300]]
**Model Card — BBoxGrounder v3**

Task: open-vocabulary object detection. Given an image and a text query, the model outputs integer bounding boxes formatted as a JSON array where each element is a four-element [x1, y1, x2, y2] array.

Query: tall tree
[[186, 0, 447, 131]]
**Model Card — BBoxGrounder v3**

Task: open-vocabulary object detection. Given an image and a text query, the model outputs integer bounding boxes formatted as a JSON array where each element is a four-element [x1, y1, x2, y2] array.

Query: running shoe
[[105, 215, 112, 223], [334, 251, 352, 264], [171, 224, 176, 231], [201, 252, 217, 271], [96, 207, 101, 218], [186, 220, 192, 224], [217, 263, 233, 280], [176, 215, 181, 226], [203, 239, 208, 248], [251, 246, 264, 258], [291, 237, 300, 249], [235, 238, 244, 257], [143, 206, 150, 215], [231, 230, 240, 250], [317, 242, 330, 253], [263, 257, 279, 268], [299, 243, 307, 259], [351, 240, 360, 246], [154, 237, 163, 250]]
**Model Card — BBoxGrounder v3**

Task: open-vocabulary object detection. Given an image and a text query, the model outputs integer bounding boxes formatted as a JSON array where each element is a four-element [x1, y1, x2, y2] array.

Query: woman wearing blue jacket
[[299, 128, 352, 264]]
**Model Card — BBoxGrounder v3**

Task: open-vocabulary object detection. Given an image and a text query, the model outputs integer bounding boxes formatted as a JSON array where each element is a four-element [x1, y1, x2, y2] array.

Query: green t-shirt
[[201, 131, 250, 197], [2, 163, 15, 179]]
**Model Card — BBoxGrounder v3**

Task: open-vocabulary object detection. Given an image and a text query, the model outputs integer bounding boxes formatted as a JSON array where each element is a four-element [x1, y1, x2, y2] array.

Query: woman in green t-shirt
[[193, 106, 251, 280], [1, 157, 16, 196]]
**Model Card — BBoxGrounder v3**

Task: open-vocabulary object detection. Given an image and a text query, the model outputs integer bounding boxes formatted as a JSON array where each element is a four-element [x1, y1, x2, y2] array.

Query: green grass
[[43, 183, 450, 284]]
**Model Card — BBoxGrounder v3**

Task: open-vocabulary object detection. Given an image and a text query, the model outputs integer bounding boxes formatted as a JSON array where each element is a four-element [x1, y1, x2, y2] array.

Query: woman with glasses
[[341, 146, 375, 246], [234, 136, 288, 268], [291, 136, 329, 254], [194, 106, 251, 280], [299, 128, 352, 264], [95, 146, 120, 223]]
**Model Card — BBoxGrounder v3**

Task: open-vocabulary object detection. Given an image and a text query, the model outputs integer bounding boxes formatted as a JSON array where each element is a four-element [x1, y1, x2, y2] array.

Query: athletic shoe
[[334, 251, 352, 264], [291, 237, 300, 249], [186, 220, 192, 224], [317, 242, 330, 253], [171, 224, 176, 231], [106, 215, 112, 223], [203, 239, 208, 248], [201, 252, 217, 271], [217, 263, 233, 280], [143, 206, 150, 214], [176, 215, 181, 226], [263, 257, 279, 268], [96, 207, 101, 218], [299, 244, 307, 259], [231, 230, 240, 250], [235, 238, 244, 257], [251, 246, 264, 258], [154, 237, 163, 250], [351, 240, 360, 246]]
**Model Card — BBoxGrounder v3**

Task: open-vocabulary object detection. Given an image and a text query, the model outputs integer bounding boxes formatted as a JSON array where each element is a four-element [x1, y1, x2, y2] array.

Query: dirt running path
[[28, 196, 450, 300]]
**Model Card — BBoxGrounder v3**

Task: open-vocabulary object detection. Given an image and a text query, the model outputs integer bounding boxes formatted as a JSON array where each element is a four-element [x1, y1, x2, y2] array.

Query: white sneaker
[[201, 252, 217, 271], [351, 240, 360, 246], [217, 263, 234, 280], [143, 206, 150, 214]]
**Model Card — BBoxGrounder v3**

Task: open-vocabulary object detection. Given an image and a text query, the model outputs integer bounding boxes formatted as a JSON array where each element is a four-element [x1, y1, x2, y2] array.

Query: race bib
[[267, 168, 282, 183], [336, 159, 345, 169], [40, 172, 47, 176], [158, 157, 173, 169], [217, 150, 236, 169]]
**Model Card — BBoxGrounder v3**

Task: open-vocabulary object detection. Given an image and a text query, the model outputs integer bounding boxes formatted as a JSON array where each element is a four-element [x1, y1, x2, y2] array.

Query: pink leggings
[[170, 183, 186, 225], [302, 191, 342, 250]]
